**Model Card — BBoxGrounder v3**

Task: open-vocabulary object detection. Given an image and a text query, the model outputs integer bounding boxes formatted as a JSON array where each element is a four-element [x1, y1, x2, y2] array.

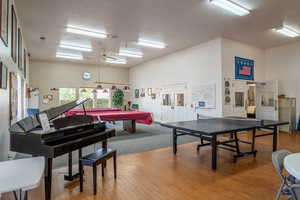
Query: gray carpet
[[17, 123, 199, 169]]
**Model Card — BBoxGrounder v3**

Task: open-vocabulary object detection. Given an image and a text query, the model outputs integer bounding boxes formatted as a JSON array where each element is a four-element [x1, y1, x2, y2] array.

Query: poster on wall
[[0, 0, 9, 46], [11, 5, 17, 63], [0, 61, 8, 89], [18, 28, 23, 70], [235, 56, 254, 80], [9, 72, 18, 124], [42, 94, 53, 104]]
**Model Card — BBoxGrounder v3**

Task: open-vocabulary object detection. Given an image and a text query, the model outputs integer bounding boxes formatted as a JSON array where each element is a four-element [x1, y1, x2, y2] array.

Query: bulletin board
[[191, 84, 216, 109]]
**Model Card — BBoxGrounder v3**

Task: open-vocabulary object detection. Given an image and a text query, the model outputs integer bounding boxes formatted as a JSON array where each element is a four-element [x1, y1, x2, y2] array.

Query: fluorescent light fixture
[[209, 0, 250, 16], [105, 57, 127, 64], [59, 42, 92, 52], [56, 52, 83, 60], [66, 25, 108, 38], [273, 26, 300, 38], [137, 39, 166, 49], [118, 49, 143, 58]]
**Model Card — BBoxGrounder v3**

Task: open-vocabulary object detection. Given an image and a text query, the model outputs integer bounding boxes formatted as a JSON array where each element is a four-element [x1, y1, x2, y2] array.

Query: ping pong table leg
[[272, 126, 278, 152], [173, 128, 177, 154], [251, 129, 256, 153], [211, 135, 217, 170]]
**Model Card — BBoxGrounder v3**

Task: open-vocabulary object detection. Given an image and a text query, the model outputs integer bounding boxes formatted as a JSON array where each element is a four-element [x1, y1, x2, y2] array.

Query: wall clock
[[82, 72, 92, 80]]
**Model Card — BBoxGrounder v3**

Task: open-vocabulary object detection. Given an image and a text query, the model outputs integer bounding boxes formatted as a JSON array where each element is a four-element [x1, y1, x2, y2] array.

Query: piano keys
[[9, 98, 116, 200]]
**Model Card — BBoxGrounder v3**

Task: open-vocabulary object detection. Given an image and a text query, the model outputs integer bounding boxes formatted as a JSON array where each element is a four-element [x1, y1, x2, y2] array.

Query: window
[[95, 89, 110, 108], [59, 88, 111, 108], [59, 88, 76, 105], [79, 88, 94, 108]]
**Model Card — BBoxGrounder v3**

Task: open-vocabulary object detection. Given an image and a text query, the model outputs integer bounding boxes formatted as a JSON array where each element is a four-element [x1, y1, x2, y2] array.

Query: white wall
[[221, 38, 266, 116], [30, 60, 129, 110], [129, 38, 223, 121], [221, 38, 266, 81], [0, 0, 29, 160], [265, 41, 300, 124]]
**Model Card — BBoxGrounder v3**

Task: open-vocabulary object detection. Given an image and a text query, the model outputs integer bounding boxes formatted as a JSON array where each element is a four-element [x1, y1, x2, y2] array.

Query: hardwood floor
[[3, 131, 300, 200]]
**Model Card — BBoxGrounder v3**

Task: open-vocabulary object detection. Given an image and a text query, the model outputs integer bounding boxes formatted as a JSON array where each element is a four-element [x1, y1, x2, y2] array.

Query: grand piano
[[9, 98, 116, 200]]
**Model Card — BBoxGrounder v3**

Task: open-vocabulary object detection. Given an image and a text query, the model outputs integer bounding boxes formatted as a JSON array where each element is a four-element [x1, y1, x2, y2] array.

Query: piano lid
[[9, 98, 90, 133], [44, 98, 90, 120]]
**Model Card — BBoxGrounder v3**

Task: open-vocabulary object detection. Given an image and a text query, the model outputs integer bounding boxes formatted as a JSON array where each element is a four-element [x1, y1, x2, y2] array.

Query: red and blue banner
[[235, 56, 254, 80]]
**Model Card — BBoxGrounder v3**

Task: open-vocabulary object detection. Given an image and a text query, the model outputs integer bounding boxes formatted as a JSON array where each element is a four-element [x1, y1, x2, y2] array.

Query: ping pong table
[[161, 117, 288, 170]]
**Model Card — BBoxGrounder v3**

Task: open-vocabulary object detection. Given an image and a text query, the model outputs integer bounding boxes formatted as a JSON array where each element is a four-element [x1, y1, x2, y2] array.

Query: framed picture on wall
[[134, 89, 139, 98], [140, 88, 145, 97], [235, 56, 254, 80], [162, 94, 171, 106], [23, 49, 27, 78], [18, 28, 23, 70], [0, 61, 8, 89], [9, 72, 18, 124], [0, 0, 9, 46], [176, 93, 184, 106], [147, 88, 152, 96], [11, 5, 17, 63]]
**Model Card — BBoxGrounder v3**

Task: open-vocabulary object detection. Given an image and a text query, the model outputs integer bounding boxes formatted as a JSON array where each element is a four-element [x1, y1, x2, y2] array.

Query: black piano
[[9, 98, 116, 200]]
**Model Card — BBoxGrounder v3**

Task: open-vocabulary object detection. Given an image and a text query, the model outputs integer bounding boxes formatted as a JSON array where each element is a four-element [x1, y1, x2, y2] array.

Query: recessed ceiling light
[[105, 57, 127, 64], [59, 42, 92, 52], [56, 52, 83, 60], [273, 26, 300, 38], [209, 0, 250, 16], [118, 49, 143, 58], [66, 25, 108, 39], [137, 39, 166, 49]]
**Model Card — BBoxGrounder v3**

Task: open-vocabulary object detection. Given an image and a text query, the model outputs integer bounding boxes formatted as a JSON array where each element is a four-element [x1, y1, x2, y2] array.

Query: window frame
[[59, 87, 111, 108]]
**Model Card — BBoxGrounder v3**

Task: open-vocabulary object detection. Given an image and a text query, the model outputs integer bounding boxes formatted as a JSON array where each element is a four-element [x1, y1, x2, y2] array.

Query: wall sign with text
[[235, 56, 254, 80]]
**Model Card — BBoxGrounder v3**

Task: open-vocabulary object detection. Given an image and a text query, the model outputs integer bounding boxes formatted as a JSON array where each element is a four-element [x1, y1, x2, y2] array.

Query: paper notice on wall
[[191, 84, 216, 109]]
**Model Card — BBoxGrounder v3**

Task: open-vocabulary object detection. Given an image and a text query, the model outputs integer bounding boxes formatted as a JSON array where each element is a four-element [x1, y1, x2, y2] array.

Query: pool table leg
[[123, 120, 136, 133]]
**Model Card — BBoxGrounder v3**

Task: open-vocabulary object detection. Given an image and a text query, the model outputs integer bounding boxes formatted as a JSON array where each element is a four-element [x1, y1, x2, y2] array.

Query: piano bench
[[79, 148, 117, 195]]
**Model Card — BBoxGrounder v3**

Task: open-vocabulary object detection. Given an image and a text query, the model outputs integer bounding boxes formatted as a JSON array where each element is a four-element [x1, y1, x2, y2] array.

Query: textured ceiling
[[15, 0, 300, 67]]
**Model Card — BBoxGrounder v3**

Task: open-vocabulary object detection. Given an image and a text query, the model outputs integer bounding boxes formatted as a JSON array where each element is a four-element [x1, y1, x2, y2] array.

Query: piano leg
[[64, 149, 82, 181], [45, 158, 53, 200], [78, 149, 83, 176], [68, 152, 72, 178]]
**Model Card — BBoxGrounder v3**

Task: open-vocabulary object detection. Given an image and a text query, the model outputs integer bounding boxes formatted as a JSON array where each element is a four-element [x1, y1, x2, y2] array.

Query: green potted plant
[[112, 89, 124, 108]]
